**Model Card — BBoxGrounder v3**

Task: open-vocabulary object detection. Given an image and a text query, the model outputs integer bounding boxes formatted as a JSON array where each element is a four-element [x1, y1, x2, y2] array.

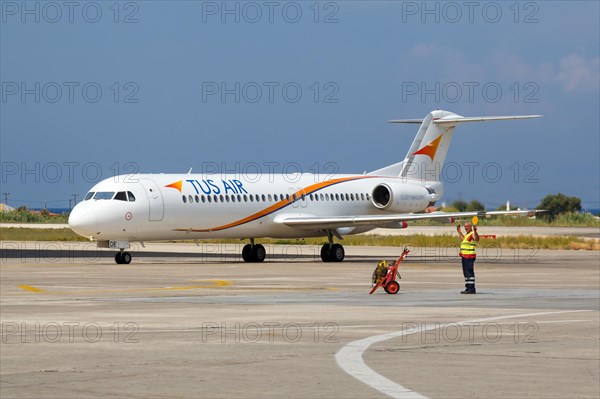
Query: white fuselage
[[69, 173, 442, 242]]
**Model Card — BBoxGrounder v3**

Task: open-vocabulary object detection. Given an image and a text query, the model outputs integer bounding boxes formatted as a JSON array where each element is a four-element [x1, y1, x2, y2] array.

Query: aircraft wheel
[[121, 252, 132, 264], [242, 244, 252, 262], [320, 244, 331, 262], [384, 281, 400, 294], [329, 244, 345, 262], [115, 252, 123, 264], [252, 244, 266, 262]]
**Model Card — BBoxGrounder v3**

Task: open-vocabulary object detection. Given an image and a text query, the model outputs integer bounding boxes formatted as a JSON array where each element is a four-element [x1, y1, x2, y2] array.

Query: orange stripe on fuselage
[[173, 176, 377, 232]]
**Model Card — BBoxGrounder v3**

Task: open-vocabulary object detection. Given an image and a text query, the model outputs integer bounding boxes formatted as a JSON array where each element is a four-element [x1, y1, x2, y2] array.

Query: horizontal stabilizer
[[389, 115, 542, 125], [433, 115, 542, 125], [388, 119, 424, 124]]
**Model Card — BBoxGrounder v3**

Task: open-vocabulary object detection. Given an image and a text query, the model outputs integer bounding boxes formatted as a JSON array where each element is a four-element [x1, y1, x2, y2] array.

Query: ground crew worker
[[457, 221, 479, 294]]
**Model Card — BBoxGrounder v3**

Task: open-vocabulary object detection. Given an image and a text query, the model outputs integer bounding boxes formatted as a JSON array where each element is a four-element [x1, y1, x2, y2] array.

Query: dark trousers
[[461, 256, 476, 291]]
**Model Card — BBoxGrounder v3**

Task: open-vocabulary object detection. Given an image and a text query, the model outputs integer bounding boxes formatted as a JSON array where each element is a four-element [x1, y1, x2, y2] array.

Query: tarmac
[[1, 242, 599, 398]]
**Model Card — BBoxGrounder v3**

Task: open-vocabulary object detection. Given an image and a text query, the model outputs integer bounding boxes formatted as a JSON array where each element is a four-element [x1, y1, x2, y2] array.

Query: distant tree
[[538, 193, 581, 221], [466, 200, 486, 212], [16, 206, 27, 212], [451, 200, 468, 212]]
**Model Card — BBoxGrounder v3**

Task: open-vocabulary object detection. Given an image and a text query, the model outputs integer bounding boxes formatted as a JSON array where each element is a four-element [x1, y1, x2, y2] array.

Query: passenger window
[[127, 192, 136, 202], [182, 195, 187, 203], [114, 192, 128, 201]]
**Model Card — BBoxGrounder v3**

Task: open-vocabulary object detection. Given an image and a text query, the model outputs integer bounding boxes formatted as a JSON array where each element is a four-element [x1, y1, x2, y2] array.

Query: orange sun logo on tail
[[413, 134, 443, 161], [165, 180, 183, 192]]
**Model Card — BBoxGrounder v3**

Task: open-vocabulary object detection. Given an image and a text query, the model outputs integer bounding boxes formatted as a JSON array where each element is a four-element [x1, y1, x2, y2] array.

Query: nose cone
[[68, 204, 97, 238]]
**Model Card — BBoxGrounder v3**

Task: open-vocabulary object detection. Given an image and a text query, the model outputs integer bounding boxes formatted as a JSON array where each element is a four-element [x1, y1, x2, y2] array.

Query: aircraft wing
[[278, 210, 540, 230]]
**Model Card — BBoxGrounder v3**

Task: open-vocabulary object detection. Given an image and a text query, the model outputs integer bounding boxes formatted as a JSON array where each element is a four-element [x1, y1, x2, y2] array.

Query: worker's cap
[[378, 260, 386, 267]]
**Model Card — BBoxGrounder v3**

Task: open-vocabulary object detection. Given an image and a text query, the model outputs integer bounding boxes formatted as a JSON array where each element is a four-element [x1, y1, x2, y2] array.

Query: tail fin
[[369, 110, 541, 181]]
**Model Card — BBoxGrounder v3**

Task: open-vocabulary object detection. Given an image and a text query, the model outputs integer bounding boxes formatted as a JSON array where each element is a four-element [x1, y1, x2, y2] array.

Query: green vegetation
[[0, 228, 87, 241], [538, 193, 582, 221], [448, 200, 486, 212], [408, 212, 599, 227], [0, 207, 69, 223], [1, 228, 598, 250]]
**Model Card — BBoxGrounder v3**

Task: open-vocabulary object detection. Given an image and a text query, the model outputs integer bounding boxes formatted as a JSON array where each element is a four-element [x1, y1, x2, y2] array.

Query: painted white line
[[335, 310, 593, 399], [536, 319, 589, 324]]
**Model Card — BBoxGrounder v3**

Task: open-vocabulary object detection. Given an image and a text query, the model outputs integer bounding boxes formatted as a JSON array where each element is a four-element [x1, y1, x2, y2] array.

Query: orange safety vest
[[460, 231, 477, 258]]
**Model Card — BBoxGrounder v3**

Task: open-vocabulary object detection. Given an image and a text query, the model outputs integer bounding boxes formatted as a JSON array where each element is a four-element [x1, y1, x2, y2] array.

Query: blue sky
[[1, 1, 599, 211]]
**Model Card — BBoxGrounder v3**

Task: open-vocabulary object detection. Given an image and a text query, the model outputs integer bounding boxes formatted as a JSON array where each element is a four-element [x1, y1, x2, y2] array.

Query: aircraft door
[[139, 179, 165, 221]]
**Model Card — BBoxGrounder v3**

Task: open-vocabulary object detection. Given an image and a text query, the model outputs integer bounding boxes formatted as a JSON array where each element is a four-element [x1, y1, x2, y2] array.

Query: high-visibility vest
[[460, 231, 477, 257]]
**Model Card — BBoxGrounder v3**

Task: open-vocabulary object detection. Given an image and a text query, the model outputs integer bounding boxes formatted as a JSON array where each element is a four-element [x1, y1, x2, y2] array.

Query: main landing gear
[[241, 239, 266, 263], [115, 250, 132, 264], [320, 230, 345, 262]]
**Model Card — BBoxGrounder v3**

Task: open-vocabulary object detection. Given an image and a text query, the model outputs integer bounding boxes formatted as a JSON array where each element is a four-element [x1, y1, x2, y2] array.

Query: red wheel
[[384, 281, 400, 294]]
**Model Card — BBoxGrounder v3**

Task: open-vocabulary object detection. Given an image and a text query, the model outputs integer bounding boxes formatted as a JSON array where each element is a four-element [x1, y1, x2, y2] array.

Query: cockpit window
[[127, 192, 136, 202], [84, 192, 95, 201], [93, 192, 115, 200], [114, 191, 128, 201]]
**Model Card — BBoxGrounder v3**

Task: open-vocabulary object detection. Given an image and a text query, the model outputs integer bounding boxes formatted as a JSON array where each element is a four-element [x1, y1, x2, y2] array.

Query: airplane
[[68, 109, 542, 264]]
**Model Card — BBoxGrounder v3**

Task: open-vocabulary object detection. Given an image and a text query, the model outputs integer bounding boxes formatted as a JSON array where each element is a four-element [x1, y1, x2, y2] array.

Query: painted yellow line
[[17, 285, 47, 293], [16, 279, 232, 295]]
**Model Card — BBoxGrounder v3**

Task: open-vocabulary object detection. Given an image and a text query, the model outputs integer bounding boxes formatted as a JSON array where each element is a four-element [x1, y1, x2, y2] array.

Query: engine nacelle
[[371, 183, 434, 213]]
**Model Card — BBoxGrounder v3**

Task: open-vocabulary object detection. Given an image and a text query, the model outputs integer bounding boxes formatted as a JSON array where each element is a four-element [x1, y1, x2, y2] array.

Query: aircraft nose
[[68, 204, 97, 238]]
